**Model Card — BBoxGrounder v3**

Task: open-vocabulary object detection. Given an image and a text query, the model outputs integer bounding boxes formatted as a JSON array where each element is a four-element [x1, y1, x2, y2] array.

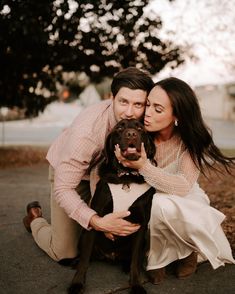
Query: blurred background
[[0, 0, 235, 148]]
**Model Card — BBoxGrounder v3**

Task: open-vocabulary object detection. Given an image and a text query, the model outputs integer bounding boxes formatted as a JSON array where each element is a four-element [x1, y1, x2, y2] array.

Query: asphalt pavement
[[0, 163, 235, 294]]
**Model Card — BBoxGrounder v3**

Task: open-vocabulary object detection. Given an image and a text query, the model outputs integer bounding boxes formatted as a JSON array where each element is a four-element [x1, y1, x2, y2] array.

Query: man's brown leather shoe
[[177, 251, 198, 279], [148, 267, 166, 284], [23, 201, 42, 233]]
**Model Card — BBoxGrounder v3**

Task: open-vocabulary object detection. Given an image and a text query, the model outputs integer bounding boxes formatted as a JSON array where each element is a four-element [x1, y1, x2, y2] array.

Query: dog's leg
[[123, 189, 154, 294], [68, 230, 96, 294], [68, 181, 112, 294], [129, 226, 147, 294]]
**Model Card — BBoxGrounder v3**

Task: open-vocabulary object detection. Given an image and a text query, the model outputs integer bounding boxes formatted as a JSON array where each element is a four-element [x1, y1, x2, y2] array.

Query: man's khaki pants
[[30, 166, 91, 261]]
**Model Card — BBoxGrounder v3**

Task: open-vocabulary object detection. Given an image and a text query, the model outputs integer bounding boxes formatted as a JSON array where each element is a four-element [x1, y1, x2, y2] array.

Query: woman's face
[[144, 86, 176, 136]]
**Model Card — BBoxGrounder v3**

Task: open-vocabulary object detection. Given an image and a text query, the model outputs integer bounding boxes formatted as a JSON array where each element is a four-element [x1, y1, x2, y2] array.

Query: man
[[23, 67, 154, 261]]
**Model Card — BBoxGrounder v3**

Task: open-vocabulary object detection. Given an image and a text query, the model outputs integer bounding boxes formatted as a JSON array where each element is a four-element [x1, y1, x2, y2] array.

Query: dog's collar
[[117, 170, 140, 178]]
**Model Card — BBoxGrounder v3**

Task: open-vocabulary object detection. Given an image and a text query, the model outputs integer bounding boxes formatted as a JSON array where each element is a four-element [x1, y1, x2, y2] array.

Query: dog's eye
[[135, 122, 143, 131], [116, 127, 123, 132]]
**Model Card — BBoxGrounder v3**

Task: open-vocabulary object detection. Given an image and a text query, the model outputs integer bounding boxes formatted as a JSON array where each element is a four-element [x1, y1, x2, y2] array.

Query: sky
[[148, 0, 235, 86]]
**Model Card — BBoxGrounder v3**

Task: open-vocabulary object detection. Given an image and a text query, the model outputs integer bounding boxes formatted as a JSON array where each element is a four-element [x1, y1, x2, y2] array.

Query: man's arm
[[53, 135, 99, 229], [54, 157, 141, 235], [53, 132, 140, 235]]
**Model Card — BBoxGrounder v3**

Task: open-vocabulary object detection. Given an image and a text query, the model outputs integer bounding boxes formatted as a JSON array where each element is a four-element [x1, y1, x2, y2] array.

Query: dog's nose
[[125, 129, 138, 138]]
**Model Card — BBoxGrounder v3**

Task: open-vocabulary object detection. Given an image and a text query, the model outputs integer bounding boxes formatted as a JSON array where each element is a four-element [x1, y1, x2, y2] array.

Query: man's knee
[[51, 243, 78, 261]]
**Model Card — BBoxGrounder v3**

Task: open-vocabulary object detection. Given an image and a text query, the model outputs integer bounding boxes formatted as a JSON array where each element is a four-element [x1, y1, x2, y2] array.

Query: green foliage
[[0, 0, 186, 116]]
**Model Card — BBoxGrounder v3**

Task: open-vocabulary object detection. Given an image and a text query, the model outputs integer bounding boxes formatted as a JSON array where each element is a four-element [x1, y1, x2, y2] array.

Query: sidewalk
[[0, 163, 235, 294]]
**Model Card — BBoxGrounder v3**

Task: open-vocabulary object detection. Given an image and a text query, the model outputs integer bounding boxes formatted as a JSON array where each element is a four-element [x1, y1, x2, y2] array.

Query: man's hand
[[89, 211, 140, 236], [104, 232, 115, 241]]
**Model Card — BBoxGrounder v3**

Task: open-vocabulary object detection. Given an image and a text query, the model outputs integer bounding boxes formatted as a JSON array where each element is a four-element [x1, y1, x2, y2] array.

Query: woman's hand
[[114, 143, 148, 170]]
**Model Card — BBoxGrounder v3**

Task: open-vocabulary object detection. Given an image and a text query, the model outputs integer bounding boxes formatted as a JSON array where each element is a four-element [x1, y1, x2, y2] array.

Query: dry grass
[[198, 166, 235, 255], [0, 146, 48, 168]]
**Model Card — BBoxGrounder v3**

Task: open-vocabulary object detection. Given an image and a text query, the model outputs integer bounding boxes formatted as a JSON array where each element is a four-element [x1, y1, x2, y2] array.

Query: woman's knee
[[151, 194, 178, 220]]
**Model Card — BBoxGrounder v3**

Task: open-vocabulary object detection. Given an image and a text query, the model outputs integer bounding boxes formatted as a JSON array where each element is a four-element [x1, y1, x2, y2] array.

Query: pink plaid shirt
[[46, 99, 117, 229]]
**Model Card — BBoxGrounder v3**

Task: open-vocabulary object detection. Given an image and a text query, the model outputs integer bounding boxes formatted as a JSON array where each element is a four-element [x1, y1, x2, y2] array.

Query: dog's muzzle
[[120, 128, 142, 160]]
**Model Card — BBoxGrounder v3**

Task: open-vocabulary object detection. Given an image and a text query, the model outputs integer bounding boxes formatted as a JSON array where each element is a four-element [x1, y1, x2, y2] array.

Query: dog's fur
[[68, 119, 156, 294]]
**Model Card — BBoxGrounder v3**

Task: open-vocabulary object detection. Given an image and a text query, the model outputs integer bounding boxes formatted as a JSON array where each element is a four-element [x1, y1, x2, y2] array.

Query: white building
[[195, 83, 235, 121]]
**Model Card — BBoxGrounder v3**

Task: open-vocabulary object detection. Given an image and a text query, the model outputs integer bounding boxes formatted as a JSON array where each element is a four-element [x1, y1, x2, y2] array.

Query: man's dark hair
[[111, 67, 154, 97]]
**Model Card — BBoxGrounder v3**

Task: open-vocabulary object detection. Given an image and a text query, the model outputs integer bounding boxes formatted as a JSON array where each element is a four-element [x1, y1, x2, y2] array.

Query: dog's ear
[[103, 132, 115, 164], [142, 132, 156, 162]]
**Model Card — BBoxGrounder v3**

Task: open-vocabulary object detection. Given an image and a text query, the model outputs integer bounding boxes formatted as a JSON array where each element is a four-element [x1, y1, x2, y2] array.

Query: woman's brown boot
[[148, 267, 166, 284], [177, 251, 198, 279]]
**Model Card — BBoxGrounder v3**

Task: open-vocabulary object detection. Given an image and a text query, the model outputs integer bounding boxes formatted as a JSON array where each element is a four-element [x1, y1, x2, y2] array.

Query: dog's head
[[99, 119, 156, 183]]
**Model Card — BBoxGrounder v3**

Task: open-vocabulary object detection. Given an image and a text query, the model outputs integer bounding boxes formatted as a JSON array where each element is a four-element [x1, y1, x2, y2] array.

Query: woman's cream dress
[[139, 135, 235, 270]]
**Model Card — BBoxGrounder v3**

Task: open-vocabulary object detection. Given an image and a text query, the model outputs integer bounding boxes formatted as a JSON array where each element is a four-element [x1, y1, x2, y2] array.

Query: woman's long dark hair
[[155, 77, 235, 174]]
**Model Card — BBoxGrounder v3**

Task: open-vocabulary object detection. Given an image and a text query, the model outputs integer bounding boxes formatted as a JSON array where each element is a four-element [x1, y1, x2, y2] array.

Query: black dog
[[68, 119, 156, 294]]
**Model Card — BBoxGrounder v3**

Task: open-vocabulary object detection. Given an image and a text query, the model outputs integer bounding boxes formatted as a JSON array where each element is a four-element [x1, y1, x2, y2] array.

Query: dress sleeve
[[139, 150, 200, 196]]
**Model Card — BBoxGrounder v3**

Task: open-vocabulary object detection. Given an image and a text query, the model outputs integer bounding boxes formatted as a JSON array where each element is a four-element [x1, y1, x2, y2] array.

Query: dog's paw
[[130, 285, 147, 294], [67, 283, 84, 294]]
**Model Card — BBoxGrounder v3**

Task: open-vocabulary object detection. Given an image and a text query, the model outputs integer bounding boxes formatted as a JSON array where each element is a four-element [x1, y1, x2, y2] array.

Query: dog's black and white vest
[[107, 182, 151, 212]]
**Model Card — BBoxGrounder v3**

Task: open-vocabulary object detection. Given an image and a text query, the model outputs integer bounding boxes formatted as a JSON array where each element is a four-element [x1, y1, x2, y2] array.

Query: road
[[0, 102, 235, 149], [0, 101, 82, 146], [1, 164, 234, 294]]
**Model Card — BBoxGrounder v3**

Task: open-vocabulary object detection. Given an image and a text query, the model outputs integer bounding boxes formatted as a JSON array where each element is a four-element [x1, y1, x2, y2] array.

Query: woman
[[115, 77, 235, 284]]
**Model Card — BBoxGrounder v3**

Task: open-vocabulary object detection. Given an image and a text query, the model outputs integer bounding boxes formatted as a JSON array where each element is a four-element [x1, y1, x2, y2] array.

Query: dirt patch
[[0, 146, 234, 254]]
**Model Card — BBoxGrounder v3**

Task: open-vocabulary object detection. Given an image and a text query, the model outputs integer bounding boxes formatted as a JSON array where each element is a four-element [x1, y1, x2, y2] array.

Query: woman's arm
[[115, 144, 200, 196], [139, 153, 200, 196]]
